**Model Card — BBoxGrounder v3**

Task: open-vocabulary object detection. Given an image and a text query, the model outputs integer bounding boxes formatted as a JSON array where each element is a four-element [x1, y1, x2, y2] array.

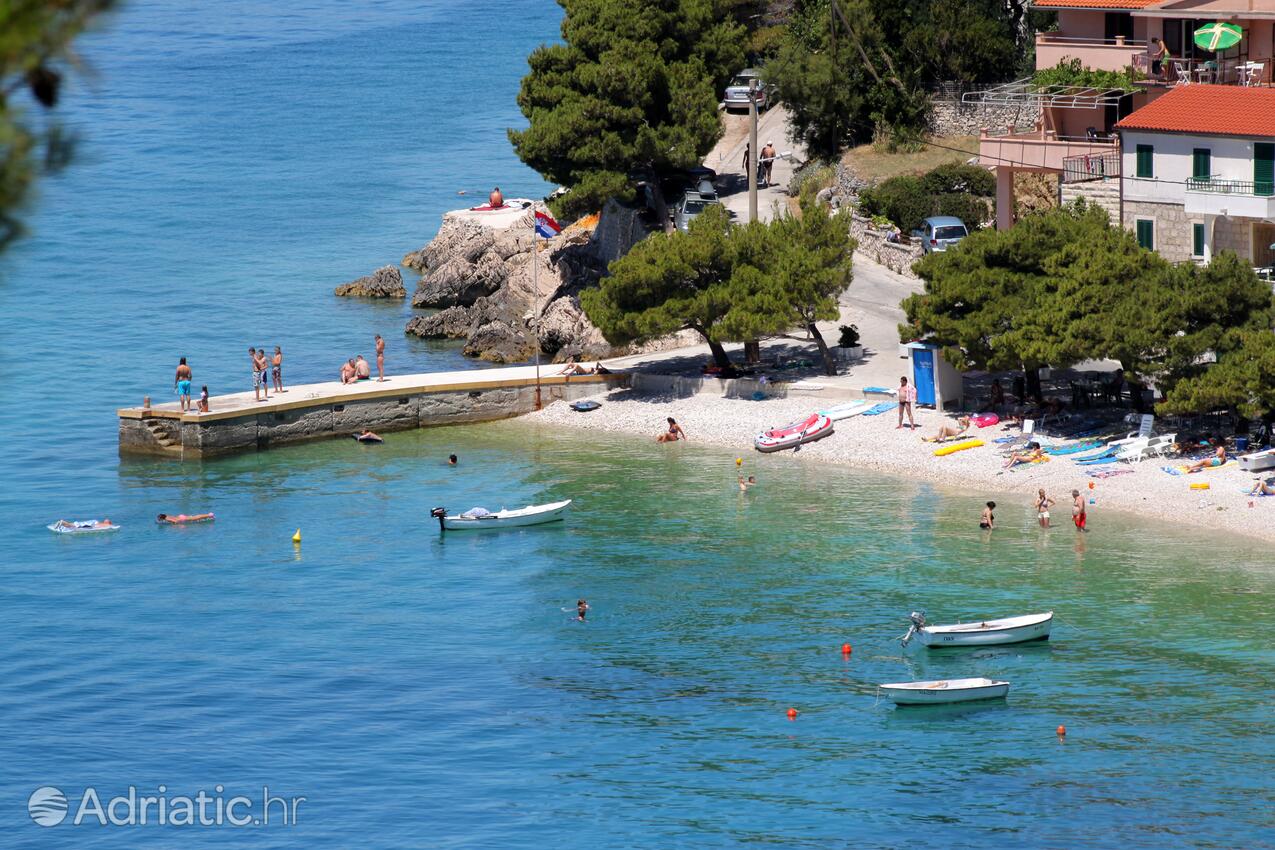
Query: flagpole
[[532, 209, 541, 411]]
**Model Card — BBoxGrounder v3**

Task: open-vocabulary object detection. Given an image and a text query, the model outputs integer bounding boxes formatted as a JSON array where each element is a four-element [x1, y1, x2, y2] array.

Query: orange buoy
[[787, 707, 798, 719], [1088, 481, 1095, 489], [1056, 724, 1066, 736], [841, 643, 852, 655]]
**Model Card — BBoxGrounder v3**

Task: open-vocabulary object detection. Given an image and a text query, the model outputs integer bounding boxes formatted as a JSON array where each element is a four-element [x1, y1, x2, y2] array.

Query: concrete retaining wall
[[120, 377, 626, 459], [845, 212, 923, 278]]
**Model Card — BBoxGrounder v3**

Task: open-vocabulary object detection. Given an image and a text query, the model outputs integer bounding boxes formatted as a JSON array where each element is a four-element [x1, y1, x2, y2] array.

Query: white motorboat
[[879, 677, 1010, 705], [901, 611, 1053, 647], [430, 500, 571, 531]]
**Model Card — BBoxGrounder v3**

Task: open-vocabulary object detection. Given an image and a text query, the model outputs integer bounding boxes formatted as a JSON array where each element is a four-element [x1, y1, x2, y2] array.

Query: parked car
[[673, 191, 720, 232], [914, 216, 969, 254], [723, 69, 769, 112]]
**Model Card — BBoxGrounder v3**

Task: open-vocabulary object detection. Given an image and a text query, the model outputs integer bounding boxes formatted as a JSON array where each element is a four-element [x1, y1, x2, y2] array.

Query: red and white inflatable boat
[[754, 413, 834, 452]]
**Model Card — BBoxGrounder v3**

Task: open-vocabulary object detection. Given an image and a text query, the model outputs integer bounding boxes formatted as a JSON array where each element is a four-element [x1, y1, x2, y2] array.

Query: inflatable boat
[[754, 413, 834, 453]]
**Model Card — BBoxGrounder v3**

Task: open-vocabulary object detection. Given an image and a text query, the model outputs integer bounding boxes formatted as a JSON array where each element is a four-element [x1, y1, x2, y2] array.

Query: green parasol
[[1194, 22, 1243, 52]]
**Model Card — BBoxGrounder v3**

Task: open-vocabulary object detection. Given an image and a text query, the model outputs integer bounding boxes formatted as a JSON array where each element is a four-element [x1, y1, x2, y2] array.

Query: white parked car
[[723, 69, 769, 112]]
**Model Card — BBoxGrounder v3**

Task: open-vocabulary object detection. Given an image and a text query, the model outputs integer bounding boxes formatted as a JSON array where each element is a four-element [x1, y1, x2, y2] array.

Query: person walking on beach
[[174, 357, 193, 412], [897, 376, 916, 429], [1035, 488, 1055, 529], [980, 501, 996, 530], [1072, 489, 1087, 532], [375, 335, 386, 382], [272, 346, 285, 393], [657, 417, 686, 443]]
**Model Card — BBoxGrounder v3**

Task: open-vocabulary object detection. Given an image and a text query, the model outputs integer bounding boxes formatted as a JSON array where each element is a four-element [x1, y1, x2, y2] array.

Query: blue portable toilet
[[905, 342, 962, 410]]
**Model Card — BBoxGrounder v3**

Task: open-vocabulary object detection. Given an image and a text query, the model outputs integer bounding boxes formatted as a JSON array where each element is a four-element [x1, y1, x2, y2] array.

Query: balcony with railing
[[1143, 56, 1272, 87], [1184, 176, 1275, 218], [1035, 34, 1148, 74], [978, 126, 1120, 173], [1062, 151, 1121, 183]]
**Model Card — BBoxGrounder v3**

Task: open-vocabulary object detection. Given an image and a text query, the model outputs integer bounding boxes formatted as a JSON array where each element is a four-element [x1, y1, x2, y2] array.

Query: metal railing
[[1186, 177, 1275, 196], [1063, 151, 1120, 183]]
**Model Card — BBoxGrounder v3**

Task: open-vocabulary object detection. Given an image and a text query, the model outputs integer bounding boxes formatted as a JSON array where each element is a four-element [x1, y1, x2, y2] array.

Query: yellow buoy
[[292, 529, 302, 543], [736, 457, 743, 466]]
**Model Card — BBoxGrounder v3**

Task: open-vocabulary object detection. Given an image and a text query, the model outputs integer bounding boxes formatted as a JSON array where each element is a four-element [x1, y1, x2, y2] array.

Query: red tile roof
[[1033, 0, 1160, 8], [1115, 84, 1275, 137]]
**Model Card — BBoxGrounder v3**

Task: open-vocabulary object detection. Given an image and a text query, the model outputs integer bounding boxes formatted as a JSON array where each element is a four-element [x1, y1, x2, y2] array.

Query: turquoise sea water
[[1, 2, 1274, 848]]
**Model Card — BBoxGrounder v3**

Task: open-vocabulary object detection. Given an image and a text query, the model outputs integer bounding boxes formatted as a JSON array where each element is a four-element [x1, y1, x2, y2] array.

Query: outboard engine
[[430, 507, 446, 531], [900, 611, 927, 647]]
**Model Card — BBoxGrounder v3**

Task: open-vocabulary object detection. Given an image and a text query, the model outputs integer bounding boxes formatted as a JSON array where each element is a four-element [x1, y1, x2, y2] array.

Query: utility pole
[[748, 77, 759, 223]]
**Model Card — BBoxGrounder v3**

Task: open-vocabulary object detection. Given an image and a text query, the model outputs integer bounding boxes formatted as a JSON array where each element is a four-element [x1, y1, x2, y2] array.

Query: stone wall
[[1122, 199, 1194, 263], [1121, 200, 1261, 264], [1060, 179, 1119, 224], [589, 198, 653, 266], [119, 376, 629, 459], [845, 211, 923, 277], [929, 97, 1042, 138]]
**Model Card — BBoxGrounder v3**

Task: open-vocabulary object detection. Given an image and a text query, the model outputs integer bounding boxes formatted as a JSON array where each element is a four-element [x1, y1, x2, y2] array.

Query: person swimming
[[448, 454, 458, 466], [576, 599, 589, 621]]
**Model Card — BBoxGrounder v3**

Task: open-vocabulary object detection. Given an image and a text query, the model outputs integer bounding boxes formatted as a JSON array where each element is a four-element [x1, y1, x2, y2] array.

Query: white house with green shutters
[[1115, 84, 1275, 270]]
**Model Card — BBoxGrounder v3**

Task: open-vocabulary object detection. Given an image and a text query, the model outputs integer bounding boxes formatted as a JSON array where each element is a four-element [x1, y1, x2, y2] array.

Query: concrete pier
[[118, 365, 627, 459]]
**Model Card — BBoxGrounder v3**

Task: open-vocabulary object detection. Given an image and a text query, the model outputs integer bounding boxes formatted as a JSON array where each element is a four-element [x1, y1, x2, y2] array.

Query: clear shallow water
[[0, 2, 1274, 847]]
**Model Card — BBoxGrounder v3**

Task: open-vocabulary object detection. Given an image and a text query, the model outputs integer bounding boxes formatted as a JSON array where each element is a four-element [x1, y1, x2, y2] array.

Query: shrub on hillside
[[921, 162, 995, 197], [857, 175, 931, 234], [936, 193, 991, 228]]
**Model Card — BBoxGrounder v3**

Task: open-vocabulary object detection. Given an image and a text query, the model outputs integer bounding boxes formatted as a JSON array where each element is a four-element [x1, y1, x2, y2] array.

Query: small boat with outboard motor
[[900, 610, 1053, 647], [430, 500, 571, 531]]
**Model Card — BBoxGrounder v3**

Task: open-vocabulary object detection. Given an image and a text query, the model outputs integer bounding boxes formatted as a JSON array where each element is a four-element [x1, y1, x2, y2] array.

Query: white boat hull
[[754, 413, 834, 452], [916, 612, 1053, 647], [438, 499, 571, 530], [880, 677, 1010, 705]]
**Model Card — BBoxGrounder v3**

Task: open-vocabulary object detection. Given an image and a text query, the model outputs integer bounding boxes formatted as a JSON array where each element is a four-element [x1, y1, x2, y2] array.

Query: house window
[[1136, 144, 1154, 179], [1136, 219, 1154, 250], [1255, 142, 1274, 197], [1192, 148, 1211, 181], [1192, 222, 1205, 257]]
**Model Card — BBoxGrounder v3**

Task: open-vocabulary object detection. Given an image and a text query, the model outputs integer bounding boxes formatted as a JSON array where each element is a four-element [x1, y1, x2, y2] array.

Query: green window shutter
[[1192, 148, 1211, 180], [1255, 143, 1274, 196], [1136, 144, 1154, 178], [1192, 222, 1204, 256], [1136, 219, 1154, 250]]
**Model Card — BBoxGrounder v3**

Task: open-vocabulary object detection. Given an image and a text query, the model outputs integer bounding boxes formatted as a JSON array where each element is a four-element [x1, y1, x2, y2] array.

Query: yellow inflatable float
[[934, 439, 984, 457]]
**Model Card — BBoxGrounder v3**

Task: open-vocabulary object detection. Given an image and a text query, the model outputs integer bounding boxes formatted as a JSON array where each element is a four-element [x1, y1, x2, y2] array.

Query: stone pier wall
[[119, 377, 626, 459]]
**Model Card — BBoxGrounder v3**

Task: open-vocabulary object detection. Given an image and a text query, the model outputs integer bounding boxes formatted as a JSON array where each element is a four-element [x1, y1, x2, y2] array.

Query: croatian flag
[[534, 210, 562, 239]]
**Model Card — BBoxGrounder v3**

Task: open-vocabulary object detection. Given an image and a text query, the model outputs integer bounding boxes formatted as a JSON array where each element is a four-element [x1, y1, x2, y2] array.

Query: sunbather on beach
[[924, 416, 970, 442], [1248, 476, 1275, 496], [1004, 446, 1044, 469], [657, 417, 686, 443], [1185, 445, 1226, 473]]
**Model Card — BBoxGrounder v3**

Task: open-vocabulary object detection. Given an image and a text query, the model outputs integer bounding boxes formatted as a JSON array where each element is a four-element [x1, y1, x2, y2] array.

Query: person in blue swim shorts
[[174, 356, 193, 411]]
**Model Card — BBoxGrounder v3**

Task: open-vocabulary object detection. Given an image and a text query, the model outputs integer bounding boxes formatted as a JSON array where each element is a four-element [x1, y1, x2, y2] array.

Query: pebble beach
[[525, 388, 1275, 546]]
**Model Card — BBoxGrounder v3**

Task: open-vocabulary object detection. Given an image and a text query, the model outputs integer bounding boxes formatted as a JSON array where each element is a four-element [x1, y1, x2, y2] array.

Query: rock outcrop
[[402, 202, 650, 364], [334, 265, 406, 298]]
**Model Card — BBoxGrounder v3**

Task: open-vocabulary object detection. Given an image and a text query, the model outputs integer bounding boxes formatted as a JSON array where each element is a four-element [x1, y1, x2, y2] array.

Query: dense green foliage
[[1032, 58, 1141, 93], [1161, 330, 1275, 418], [766, 0, 1023, 159], [858, 163, 994, 232], [1, 0, 115, 251], [510, 0, 746, 219], [582, 199, 854, 372], [902, 203, 1274, 411]]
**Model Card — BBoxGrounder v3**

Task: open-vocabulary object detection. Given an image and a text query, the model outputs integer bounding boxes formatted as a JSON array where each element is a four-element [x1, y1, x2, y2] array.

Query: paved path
[[703, 106, 801, 224]]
